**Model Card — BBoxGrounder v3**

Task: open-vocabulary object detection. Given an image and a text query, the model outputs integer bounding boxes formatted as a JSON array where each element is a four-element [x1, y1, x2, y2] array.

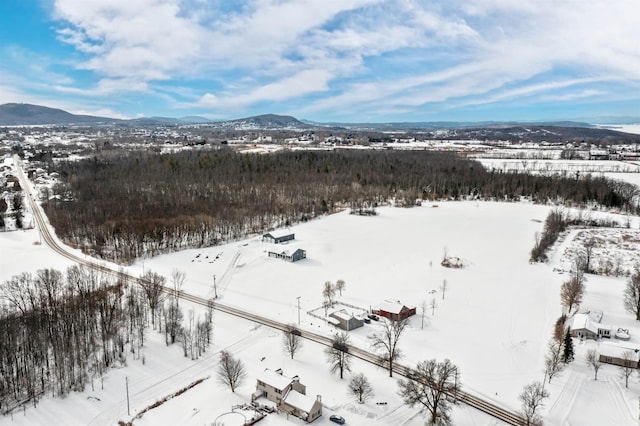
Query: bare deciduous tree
[[283, 324, 303, 360], [217, 350, 246, 393], [140, 270, 165, 327], [623, 268, 640, 320], [348, 372, 374, 404], [398, 358, 460, 426], [619, 350, 635, 388], [560, 272, 585, 314], [585, 349, 601, 380], [335, 279, 346, 296], [440, 279, 447, 300], [325, 332, 352, 379], [163, 297, 183, 345], [544, 340, 564, 383], [553, 314, 567, 342], [323, 281, 336, 307], [583, 239, 596, 273], [518, 381, 548, 426], [370, 317, 408, 377], [421, 300, 427, 330], [171, 269, 186, 304]]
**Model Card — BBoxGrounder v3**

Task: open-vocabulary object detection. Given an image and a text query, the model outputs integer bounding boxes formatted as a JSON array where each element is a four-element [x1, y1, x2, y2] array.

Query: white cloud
[[71, 108, 131, 119], [196, 69, 332, 109], [36, 0, 640, 119], [53, 0, 206, 83], [298, 0, 640, 119]]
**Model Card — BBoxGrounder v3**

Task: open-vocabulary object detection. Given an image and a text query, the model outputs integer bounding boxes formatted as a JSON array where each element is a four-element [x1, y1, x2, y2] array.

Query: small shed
[[268, 248, 306, 263], [263, 231, 295, 244], [329, 309, 364, 331], [373, 300, 416, 321]]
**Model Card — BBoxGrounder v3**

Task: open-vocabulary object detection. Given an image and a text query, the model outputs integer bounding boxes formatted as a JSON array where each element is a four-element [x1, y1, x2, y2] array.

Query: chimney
[[317, 395, 322, 403]]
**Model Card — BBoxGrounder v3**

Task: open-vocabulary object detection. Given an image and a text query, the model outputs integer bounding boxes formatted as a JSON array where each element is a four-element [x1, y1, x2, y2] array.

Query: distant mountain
[[0, 103, 121, 125], [302, 119, 596, 130], [225, 114, 306, 129], [1, 104, 636, 143], [179, 116, 215, 124], [130, 116, 215, 125], [0, 104, 303, 128]]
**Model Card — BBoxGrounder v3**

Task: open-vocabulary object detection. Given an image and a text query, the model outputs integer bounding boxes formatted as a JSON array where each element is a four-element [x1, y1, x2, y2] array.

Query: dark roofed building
[[329, 309, 364, 331], [268, 248, 306, 263], [263, 231, 295, 244], [373, 300, 416, 321]]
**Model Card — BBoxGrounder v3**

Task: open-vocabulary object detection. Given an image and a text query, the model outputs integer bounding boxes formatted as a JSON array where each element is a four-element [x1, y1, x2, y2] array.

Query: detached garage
[[373, 300, 416, 321], [263, 231, 295, 244]]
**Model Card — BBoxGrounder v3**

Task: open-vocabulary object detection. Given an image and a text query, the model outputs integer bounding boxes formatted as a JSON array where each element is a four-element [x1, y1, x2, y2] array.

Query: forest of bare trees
[[0, 266, 211, 414], [39, 149, 638, 264]]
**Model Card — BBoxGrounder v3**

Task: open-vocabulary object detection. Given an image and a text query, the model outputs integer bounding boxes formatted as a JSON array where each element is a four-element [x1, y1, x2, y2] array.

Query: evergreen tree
[[562, 329, 574, 363]]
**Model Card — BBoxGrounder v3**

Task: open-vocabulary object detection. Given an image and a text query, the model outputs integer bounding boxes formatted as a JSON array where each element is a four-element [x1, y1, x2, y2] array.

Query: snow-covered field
[[3, 199, 640, 425]]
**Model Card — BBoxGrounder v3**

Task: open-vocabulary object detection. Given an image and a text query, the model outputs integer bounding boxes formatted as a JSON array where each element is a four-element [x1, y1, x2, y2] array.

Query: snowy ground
[[3, 200, 640, 425]]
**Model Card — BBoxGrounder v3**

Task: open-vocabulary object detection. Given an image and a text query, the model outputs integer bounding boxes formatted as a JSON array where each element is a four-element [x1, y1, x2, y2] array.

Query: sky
[[0, 0, 639, 123]]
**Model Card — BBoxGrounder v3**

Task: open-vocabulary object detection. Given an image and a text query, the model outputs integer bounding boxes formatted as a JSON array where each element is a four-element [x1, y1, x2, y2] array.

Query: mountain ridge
[[0, 103, 637, 134]]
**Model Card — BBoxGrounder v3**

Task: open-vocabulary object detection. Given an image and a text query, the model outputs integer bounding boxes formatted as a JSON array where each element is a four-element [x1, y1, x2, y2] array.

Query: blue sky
[[0, 0, 638, 122]]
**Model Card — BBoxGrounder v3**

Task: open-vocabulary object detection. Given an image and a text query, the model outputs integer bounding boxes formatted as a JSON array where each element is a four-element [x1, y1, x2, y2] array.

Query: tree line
[[0, 266, 211, 414], [40, 149, 638, 264]]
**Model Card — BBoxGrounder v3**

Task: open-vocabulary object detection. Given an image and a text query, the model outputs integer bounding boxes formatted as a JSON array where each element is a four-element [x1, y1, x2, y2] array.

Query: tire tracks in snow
[[546, 370, 583, 425]]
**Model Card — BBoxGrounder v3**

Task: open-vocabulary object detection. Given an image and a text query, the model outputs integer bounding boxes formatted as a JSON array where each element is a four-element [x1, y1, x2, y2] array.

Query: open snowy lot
[[3, 201, 640, 425]]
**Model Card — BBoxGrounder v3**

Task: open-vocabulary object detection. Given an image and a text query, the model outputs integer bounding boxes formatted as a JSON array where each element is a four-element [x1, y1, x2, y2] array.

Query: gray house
[[254, 369, 322, 423], [328, 309, 364, 331], [255, 368, 305, 405], [268, 248, 307, 263], [263, 231, 295, 244], [281, 391, 322, 423]]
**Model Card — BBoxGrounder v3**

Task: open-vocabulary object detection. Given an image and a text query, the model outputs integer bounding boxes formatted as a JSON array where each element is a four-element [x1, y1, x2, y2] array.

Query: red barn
[[373, 300, 416, 321]]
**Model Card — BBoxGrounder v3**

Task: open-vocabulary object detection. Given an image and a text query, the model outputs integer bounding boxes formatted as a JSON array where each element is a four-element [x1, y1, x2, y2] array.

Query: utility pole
[[213, 275, 217, 299], [126, 376, 130, 416], [296, 296, 301, 325], [454, 367, 459, 403]]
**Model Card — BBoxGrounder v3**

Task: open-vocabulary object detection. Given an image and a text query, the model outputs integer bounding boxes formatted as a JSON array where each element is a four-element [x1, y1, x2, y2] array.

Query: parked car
[[363, 317, 371, 324], [330, 415, 346, 425], [367, 314, 379, 321]]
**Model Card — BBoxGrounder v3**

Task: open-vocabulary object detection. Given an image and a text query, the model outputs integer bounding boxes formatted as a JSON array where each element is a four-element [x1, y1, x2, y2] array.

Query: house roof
[[326, 317, 340, 325], [376, 300, 415, 314], [268, 247, 305, 257], [580, 309, 603, 323], [264, 230, 294, 239], [283, 390, 318, 413], [330, 309, 353, 321], [571, 313, 611, 334], [257, 369, 294, 391], [571, 313, 599, 334], [599, 343, 640, 359]]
